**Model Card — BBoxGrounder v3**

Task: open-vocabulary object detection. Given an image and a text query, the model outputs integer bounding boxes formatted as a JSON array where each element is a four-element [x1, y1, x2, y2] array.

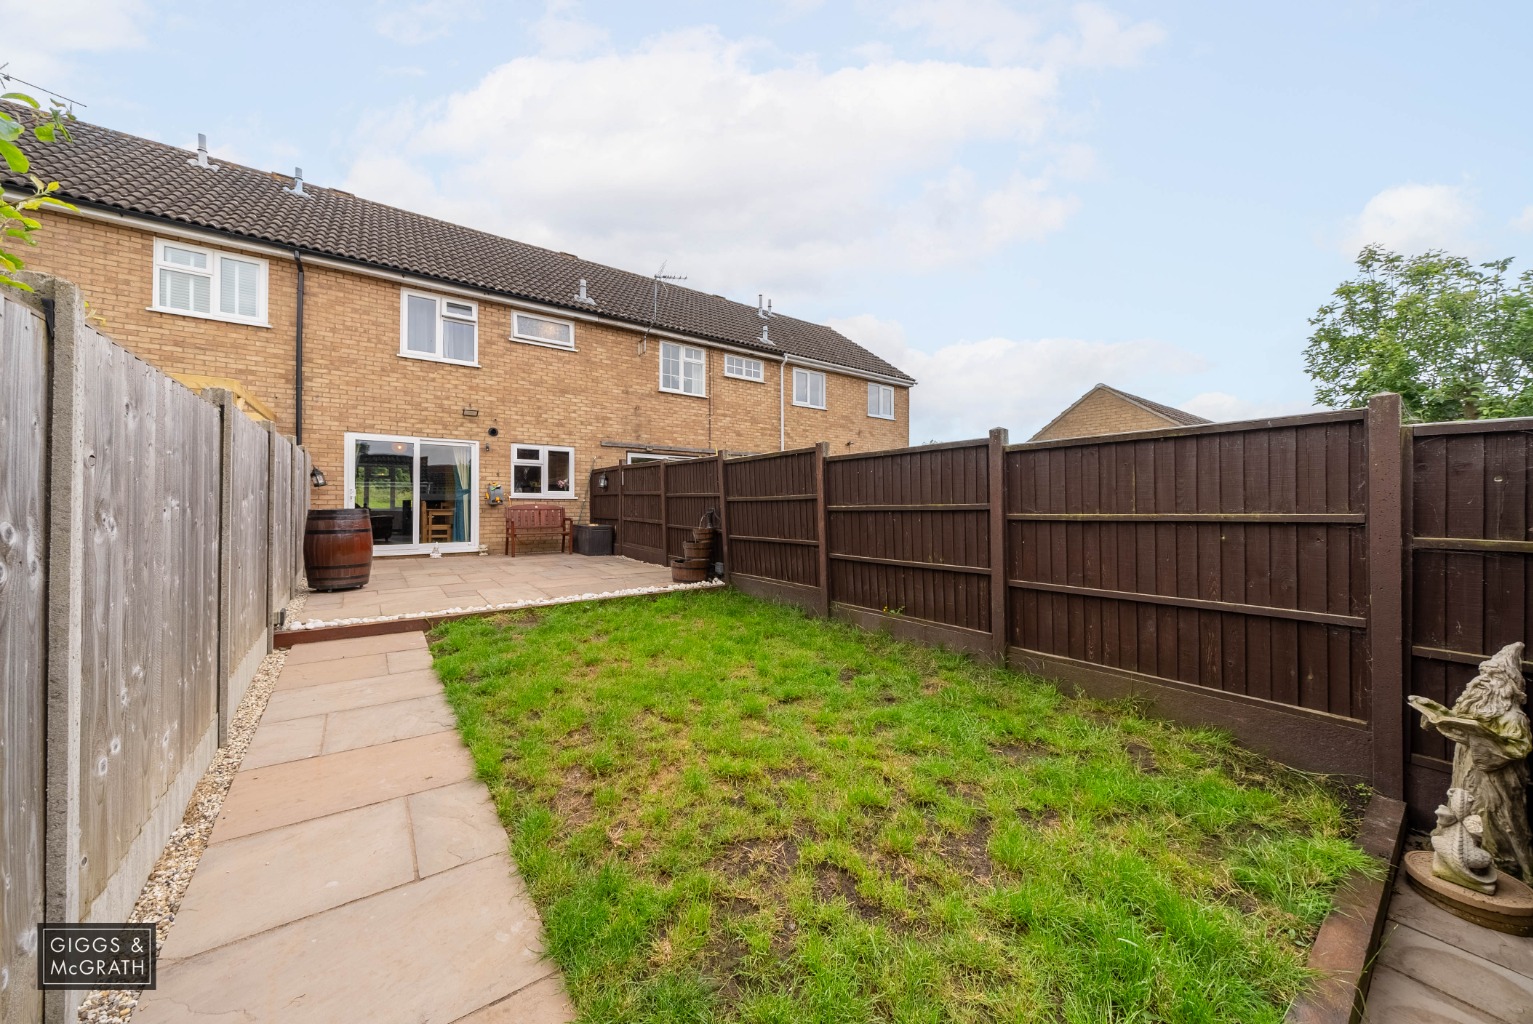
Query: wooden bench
[[504, 504, 571, 556]]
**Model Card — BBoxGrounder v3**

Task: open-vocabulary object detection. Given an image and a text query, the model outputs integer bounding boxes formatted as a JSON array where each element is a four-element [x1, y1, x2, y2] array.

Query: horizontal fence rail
[[592, 396, 1531, 828], [0, 278, 308, 1024]]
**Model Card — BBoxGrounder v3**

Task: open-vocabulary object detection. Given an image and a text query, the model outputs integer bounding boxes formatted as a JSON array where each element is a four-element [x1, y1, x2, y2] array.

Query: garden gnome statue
[[1409, 641, 1533, 881], [1429, 788, 1498, 894]]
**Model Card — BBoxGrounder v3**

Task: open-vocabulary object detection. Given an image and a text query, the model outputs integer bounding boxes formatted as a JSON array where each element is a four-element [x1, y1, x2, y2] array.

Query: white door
[[344, 432, 480, 554]]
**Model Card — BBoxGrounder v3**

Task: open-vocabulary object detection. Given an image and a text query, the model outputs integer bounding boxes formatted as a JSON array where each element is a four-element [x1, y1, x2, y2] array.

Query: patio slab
[[135, 632, 573, 1024], [296, 552, 675, 625]]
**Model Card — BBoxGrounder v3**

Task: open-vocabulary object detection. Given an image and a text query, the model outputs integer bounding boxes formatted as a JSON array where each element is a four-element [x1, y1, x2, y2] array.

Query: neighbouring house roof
[[18, 113, 914, 384], [1029, 383, 1210, 441]]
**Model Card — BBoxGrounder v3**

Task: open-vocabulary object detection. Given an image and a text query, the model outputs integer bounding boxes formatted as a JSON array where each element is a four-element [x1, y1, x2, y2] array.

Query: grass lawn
[[431, 589, 1372, 1024]]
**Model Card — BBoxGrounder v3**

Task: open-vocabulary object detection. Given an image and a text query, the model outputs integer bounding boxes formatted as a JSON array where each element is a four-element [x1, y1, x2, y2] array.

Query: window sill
[[397, 351, 481, 368], [510, 335, 577, 353], [659, 386, 708, 399], [792, 402, 827, 411], [510, 493, 577, 501], [146, 306, 271, 329], [868, 413, 896, 421], [723, 373, 766, 383]]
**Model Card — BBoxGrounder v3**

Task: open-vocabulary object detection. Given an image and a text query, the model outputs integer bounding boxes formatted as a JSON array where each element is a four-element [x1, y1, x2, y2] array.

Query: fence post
[[263, 421, 279, 646], [715, 454, 731, 578], [1366, 393, 1407, 799], [210, 388, 236, 746], [659, 458, 670, 563], [989, 427, 1010, 663], [42, 280, 87, 1023], [815, 442, 831, 618]]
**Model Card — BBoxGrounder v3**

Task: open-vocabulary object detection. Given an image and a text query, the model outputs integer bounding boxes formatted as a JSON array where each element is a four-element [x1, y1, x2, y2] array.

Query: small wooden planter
[[671, 557, 709, 583]]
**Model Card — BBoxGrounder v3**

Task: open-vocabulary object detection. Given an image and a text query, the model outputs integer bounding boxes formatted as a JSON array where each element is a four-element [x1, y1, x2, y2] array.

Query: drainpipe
[[292, 249, 306, 443], [779, 352, 788, 451]]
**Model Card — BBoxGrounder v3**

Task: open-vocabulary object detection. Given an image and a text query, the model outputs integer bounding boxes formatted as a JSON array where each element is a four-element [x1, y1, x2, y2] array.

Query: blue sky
[[17, 0, 1532, 441]]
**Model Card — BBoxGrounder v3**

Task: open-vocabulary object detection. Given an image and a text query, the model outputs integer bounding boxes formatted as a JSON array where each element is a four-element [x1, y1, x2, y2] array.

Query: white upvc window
[[152, 239, 268, 325], [660, 341, 706, 396], [401, 289, 478, 365], [512, 311, 575, 350], [723, 354, 764, 381], [512, 444, 575, 498], [868, 382, 895, 419], [792, 368, 826, 409]]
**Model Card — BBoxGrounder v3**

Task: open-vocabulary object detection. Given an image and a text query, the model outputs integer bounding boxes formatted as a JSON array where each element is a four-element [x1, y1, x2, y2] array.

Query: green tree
[[0, 92, 76, 291], [1304, 245, 1533, 421]]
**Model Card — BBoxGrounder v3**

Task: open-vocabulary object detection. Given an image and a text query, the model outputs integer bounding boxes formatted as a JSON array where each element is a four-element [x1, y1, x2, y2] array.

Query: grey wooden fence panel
[[73, 319, 223, 922], [0, 294, 47, 1024], [224, 406, 271, 723]]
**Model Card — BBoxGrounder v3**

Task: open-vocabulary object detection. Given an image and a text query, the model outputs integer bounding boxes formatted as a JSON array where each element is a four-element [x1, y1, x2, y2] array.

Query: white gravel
[[75, 642, 289, 1024]]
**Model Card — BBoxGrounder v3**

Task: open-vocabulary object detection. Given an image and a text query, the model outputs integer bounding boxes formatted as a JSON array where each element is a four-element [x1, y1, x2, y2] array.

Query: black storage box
[[574, 523, 615, 556]]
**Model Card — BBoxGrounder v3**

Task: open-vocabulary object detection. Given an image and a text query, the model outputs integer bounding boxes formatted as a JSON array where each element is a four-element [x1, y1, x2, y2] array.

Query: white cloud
[[0, 0, 146, 52], [1179, 391, 1319, 423], [887, 0, 1163, 68], [1512, 205, 1533, 233], [1340, 183, 1479, 257], [0, 0, 147, 87], [532, 0, 608, 57], [343, 23, 1095, 300], [829, 314, 1207, 442], [375, 0, 481, 45]]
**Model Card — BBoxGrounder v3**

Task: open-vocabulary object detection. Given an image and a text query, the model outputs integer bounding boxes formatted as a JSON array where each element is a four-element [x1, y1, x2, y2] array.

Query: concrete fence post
[[38, 278, 86, 1024], [209, 388, 236, 746]]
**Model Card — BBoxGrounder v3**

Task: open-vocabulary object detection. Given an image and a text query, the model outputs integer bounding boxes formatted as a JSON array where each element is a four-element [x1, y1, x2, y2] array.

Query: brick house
[[1029, 384, 1207, 441], [20, 118, 914, 556]]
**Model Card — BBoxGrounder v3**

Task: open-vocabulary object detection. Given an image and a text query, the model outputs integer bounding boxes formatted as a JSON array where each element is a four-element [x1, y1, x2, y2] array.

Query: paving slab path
[[1362, 871, 1533, 1024], [135, 632, 575, 1024]]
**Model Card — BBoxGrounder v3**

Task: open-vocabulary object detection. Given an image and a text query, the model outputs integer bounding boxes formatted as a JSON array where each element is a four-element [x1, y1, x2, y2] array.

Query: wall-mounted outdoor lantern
[[598, 473, 609, 490], [310, 466, 327, 487]]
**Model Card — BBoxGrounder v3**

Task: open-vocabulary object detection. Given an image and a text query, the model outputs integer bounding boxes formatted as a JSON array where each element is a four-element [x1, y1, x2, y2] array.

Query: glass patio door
[[345, 433, 479, 554]]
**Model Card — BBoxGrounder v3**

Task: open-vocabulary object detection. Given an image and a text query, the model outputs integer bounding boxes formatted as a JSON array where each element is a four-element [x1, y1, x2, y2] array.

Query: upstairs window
[[868, 382, 895, 419], [153, 239, 267, 325], [792, 368, 826, 409], [724, 354, 764, 381], [660, 341, 706, 396], [401, 290, 477, 365], [512, 444, 575, 498], [512, 311, 575, 350]]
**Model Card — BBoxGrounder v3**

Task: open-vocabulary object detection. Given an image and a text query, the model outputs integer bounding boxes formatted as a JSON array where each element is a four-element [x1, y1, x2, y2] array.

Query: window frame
[[511, 443, 577, 499], [511, 310, 577, 351], [626, 452, 687, 464], [399, 288, 479, 366], [723, 353, 765, 382], [150, 238, 270, 326], [792, 367, 827, 410], [868, 382, 896, 420], [659, 341, 707, 397]]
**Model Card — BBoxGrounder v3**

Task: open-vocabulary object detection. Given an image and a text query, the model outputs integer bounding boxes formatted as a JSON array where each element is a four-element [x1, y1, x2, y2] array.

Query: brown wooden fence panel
[[1406, 418, 1533, 826], [723, 448, 823, 610], [1001, 411, 1376, 778], [825, 439, 996, 652], [0, 293, 47, 1024], [617, 462, 665, 563], [665, 456, 722, 561], [589, 464, 621, 532]]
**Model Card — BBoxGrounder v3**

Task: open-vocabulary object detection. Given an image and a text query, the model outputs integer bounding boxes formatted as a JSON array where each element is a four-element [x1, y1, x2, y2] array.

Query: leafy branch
[[0, 92, 77, 291]]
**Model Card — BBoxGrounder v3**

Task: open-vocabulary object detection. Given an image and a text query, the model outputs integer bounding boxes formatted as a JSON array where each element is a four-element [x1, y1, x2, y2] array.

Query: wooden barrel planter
[[683, 540, 713, 560], [304, 509, 374, 592], [671, 557, 708, 583]]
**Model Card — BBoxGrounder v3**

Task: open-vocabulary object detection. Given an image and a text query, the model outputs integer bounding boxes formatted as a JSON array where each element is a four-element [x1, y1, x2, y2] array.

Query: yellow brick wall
[[28, 211, 910, 553], [1031, 389, 1176, 441]]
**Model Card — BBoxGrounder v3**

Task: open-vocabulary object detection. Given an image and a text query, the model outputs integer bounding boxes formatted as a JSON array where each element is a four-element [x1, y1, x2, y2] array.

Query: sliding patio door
[[345, 433, 479, 554]]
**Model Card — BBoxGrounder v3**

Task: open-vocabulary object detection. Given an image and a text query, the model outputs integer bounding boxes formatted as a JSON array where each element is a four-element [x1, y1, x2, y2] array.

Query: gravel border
[[75, 643, 289, 1024]]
